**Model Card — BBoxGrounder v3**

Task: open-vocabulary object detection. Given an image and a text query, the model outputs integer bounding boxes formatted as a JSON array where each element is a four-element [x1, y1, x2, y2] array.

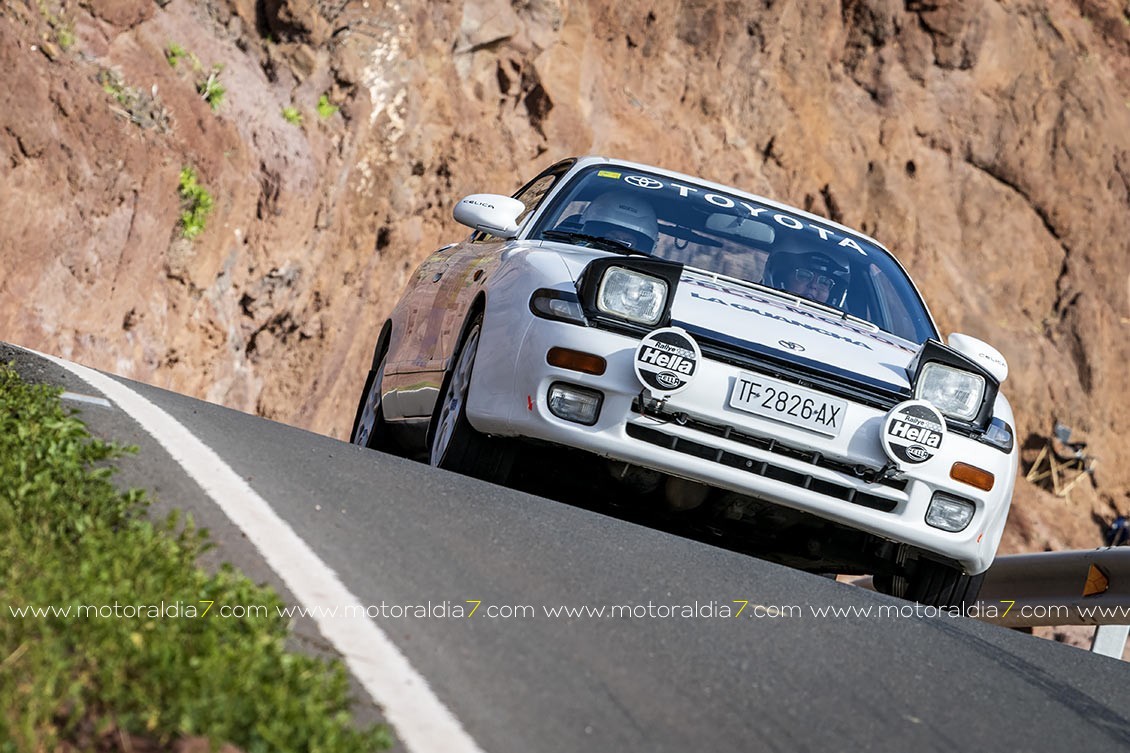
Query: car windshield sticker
[[597, 170, 622, 179], [625, 175, 664, 190], [634, 327, 701, 397], [619, 173, 867, 254], [680, 275, 917, 354], [882, 400, 947, 467], [688, 289, 872, 350]]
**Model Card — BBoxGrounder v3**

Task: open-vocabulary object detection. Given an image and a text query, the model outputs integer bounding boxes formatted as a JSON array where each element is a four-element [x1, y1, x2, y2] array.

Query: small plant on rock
[[316, 93, 339, 119], [165, 41, 187, 67], [178, 167, 214, 240], [197, 65, 226, 111]]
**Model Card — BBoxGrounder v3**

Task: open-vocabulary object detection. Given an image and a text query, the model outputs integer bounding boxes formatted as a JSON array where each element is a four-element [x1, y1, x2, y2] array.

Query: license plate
[[728, 372, 847, 437]]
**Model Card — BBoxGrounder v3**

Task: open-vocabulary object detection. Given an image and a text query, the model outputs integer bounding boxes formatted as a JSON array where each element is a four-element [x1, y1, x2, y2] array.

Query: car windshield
[[531, 166, 937, 343]]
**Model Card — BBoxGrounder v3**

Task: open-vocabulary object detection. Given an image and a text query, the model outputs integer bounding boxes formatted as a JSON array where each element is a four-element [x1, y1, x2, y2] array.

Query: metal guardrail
[[977, 548, 1130, 626], [976, 548, 1130, 659], [849, 548, 1130, 659]]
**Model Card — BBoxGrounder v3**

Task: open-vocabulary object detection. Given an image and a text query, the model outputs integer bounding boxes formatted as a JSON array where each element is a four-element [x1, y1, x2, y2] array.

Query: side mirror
[[453, 194, 525, 238], [947, 333, 1008, 383]]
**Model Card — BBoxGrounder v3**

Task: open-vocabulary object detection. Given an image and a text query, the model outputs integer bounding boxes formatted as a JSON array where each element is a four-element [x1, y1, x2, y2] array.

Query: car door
[[382, 160, 574, 422]]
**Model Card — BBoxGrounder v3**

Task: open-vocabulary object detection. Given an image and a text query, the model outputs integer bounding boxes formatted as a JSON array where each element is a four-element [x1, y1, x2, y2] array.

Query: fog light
[[926, 492, 976, 532], [547, 383, 603, 426]]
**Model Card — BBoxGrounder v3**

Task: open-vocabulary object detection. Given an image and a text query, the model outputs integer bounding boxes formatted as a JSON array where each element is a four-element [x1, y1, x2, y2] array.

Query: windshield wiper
[[541, 229, 647, 256]]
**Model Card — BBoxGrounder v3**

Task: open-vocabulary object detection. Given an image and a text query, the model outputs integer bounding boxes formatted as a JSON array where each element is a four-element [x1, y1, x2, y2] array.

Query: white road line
[[36, 351, 486, 753], [61, 391, 114, 408]]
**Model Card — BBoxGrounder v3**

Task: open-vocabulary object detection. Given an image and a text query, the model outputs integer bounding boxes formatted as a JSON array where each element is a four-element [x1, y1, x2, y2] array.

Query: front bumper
[[467, 315, 1015, 574]]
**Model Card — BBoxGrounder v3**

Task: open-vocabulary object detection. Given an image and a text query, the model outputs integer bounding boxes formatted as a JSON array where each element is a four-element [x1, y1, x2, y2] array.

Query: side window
[[870, 265, 915, 340], [513, 174, 559, 226]]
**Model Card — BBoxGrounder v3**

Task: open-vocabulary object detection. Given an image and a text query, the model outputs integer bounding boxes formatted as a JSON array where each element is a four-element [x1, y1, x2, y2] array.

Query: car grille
[[681, 326, 911, 412], [625, 423, 902, 514], [632, 398, 906, 488]]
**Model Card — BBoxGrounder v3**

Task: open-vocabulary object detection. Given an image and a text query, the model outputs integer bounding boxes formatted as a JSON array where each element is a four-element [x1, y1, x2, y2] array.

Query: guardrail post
[[1091, 625, 1129, 660]]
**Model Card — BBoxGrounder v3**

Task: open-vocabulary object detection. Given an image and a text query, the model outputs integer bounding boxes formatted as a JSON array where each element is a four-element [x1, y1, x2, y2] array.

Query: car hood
[[672, 271, 919, 392]]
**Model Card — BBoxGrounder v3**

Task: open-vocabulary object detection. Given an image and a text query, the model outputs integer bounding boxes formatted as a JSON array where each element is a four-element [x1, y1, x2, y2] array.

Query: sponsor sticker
[[597, 170, 622, 179], [881, 400, 946, 467], [634, 327, 701, 397]]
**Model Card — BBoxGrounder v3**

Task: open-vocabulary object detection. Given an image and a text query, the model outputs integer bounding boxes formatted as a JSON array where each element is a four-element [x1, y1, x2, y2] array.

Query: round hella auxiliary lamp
[[880, 400, 947, 469], [881, 400, 985, 532]]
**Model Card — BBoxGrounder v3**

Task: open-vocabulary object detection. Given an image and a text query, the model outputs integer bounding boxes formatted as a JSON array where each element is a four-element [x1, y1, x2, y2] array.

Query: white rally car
[[351, 156, 1017, 606]]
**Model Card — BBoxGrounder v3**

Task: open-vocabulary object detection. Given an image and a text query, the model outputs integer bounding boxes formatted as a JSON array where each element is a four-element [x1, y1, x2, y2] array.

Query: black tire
[[350, 339, 396, 453], [429, 313, 515, 483], [903, 559, 985, 608]]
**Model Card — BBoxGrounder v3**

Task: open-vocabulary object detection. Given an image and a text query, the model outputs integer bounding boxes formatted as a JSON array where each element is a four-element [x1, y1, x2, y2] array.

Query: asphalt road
[[5, 343, 1130, 752]]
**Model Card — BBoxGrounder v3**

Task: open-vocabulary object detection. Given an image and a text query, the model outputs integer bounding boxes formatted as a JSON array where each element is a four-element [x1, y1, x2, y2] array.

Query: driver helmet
[[764, 250, 850, 307], [580, 192, 658, 253]]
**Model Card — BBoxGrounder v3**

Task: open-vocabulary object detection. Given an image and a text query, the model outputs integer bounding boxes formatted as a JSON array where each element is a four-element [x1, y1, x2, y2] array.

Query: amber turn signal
[[547, 347, 607, 375], [950, 462, 994, 491]]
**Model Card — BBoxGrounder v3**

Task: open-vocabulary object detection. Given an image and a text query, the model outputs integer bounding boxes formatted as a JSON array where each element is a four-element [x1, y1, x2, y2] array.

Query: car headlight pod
[[914, 362, 985, 422], [577, 257, 684, 330], [908, 339, 1000, 429], [597, 267, 668, 325]]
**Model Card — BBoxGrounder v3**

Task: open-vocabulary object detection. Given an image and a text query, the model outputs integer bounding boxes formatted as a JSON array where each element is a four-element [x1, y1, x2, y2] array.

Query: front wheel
[[350, 343, 395, 453], [876, 559, 984, 608], [429, 314, 514, 483]]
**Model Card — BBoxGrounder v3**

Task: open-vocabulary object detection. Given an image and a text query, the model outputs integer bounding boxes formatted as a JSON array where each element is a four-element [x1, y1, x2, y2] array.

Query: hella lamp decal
[[882, 400, 947, 467], [634, 327, 700, 397]]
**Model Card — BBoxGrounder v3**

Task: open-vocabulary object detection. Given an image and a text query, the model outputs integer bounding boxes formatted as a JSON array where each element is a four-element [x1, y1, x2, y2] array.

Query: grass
[[316, 93, 339, 119], [177, 167, 214, 240], [282, 105, 303, 125], [55, 23, 74, 50], [0, 364, 392, 750], [99, 68, 132, 106], [165, 42, 187, 68], [167, 43, 226, 111], [36, 0, 74, 51], [197, 66, 226, 111], [98, 68, 171, 131]]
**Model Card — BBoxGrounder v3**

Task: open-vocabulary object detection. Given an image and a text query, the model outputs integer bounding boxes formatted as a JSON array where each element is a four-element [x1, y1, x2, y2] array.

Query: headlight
[[914, 362, 985, 422], [596, 267, 668, 325]]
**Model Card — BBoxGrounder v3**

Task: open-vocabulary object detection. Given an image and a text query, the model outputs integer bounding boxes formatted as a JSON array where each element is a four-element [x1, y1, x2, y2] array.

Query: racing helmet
[[580, 192, 659, 253], [764, 250, 850, 307]]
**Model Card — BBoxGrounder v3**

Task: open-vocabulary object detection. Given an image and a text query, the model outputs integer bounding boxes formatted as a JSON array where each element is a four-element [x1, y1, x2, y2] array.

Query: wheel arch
[[369, 319, 394, 370], [428, 295, 488, 447]]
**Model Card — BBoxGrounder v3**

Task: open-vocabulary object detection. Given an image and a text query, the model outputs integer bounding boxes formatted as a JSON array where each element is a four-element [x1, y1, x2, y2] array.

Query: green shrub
[[0, 365, 391, 751], [177, 167, 214, 240], [316, 93, 339, 119], [165, 42, 187, 67], [197, 66, 226, 111], [282, 105, 303, 125]]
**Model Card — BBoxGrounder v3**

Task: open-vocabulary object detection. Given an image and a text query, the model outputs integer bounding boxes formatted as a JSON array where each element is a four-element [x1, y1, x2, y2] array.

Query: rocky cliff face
[[2, 0, 1128, 553]]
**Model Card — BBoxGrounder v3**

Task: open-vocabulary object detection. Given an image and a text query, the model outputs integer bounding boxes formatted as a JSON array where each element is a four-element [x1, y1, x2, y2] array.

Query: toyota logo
[[778, 340, 805, 352], [625, 175, 664, 190]]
